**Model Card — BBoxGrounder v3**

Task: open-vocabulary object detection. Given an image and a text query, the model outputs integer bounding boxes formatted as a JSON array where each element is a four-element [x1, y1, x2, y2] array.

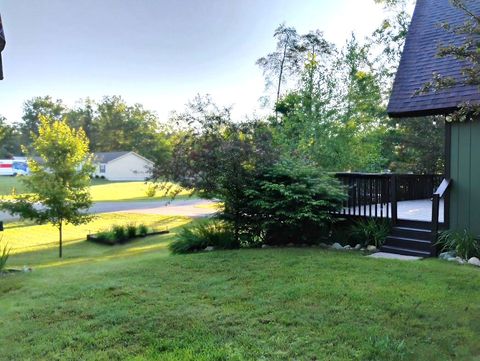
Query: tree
[[0, 116, 21, 158], [0, 117, 94, 258], [153, 95, 276, 242], [256, 24, 301, 111], [19, 96, 66, 148]]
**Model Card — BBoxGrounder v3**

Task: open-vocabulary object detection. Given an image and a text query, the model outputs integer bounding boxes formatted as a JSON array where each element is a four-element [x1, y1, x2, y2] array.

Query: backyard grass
[[3, 213, 190, 255], [1, 233, 480, 360], [0, 176, 193, 202]]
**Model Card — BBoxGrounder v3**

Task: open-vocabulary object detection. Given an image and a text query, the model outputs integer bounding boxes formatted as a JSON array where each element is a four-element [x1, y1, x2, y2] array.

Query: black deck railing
[[334, 173, 444, 220]]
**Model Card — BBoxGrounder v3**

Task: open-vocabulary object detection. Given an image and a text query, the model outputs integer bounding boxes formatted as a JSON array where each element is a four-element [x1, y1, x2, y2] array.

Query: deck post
[[391, 174, 398, 225], [431, 194, 440, 256]]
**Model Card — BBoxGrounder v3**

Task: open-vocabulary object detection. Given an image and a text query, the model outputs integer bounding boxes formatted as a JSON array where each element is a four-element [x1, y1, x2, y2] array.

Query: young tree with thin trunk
[[0, 116, 94, 258]]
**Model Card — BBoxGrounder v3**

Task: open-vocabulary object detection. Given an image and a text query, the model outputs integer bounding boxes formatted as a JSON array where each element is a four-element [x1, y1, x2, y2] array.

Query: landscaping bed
[[87, 224, 169, 245]]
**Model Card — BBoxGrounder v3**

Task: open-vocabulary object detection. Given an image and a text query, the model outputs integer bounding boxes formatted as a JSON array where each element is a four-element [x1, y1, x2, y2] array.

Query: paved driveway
[[0, 199, 218, 222]]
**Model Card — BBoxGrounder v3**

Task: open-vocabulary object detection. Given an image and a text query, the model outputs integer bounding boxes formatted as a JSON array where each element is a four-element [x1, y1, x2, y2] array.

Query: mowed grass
[[1, 236, 480, 360], [0, 176, 193, 202], [3, 213, 190, 255]]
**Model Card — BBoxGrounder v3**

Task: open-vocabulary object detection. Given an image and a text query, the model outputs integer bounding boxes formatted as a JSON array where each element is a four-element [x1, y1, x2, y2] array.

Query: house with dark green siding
[[387, 0, 480, 241]]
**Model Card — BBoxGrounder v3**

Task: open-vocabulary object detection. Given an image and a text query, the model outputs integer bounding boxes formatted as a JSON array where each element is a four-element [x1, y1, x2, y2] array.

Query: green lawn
[[1, 228, 479, 360], [3, 213, 190, 255], [0, 176, 193, 202]]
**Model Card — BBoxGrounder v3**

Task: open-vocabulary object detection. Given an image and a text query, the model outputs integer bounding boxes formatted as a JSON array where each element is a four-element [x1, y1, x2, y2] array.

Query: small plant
[[112, 225, 127, 243], [350, 219, 391, 248], [137, 224, 149, 237], [169, 220, 238, 254], [94, 230, 116, 245], [126, 223, 137, 239], [0, 236, 10, 272], [437, 229, 480, 260], [145, 183, 157, 198]]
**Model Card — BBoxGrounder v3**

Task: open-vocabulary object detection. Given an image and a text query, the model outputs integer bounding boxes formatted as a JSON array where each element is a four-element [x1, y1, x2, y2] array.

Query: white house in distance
[[93, 151, 154, 181]]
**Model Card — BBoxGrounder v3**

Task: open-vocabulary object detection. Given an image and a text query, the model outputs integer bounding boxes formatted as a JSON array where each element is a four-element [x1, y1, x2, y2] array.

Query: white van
[[0, 160, 29, 176]]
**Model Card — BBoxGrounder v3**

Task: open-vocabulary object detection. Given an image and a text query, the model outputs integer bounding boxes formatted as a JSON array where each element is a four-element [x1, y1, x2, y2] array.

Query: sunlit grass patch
[[3, 213, 190, 255]]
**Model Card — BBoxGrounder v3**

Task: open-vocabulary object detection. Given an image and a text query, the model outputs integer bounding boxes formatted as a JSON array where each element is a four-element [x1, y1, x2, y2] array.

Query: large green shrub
[[170, 220, 238, 254], [245, 159, 346, 245], [437, 230, 480, 260]]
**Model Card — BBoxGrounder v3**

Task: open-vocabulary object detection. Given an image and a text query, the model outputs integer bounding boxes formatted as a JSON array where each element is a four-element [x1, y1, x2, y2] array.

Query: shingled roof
[[387, 0, 480, 118]]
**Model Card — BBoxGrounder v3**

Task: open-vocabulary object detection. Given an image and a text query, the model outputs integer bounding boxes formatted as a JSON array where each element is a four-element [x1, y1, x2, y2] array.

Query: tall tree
[[154, 95, 276, 241], [0, 116, 21, 158], [256, 24, 301, 110], [19, 96, 66, 148], [0, 117, 94, 258]]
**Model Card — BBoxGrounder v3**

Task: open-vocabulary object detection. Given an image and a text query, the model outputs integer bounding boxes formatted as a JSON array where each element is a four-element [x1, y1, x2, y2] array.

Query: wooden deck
[[345, 198, 444, 223]]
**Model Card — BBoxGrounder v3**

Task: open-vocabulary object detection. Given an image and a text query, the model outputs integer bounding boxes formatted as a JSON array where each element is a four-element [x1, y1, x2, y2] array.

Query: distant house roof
[[94, 151, 154, 164], [94, 151, 131, 163], [387, 0, 480, 118]]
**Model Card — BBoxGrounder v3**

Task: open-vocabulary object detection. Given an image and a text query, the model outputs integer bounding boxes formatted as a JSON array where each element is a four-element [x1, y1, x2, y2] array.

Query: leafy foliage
[[437, 229, 480, 259], [350, 219, 391, 248], [137, 224, 149, 237], [169, 220, 238, 254], [0, 235, 10, 272], [154, 95, 277, 241], [0, 116, 94, 257], [246, 159, 346, 245]]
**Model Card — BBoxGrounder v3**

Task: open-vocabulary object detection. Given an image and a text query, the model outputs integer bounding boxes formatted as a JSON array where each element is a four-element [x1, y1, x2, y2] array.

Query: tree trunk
[[59, 221, 63, 258], [276, 41, 289, 121]]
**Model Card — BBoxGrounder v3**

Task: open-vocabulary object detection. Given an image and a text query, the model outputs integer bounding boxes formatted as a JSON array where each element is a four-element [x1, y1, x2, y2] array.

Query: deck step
[[384, 236, 432, 252], [380, 245, 431, 258], [390, 227, 433, 241]]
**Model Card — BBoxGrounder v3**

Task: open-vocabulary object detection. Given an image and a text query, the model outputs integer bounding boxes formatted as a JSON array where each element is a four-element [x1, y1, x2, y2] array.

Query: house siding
[[94, 153, 153, 181], [449, 120, 480, 236]]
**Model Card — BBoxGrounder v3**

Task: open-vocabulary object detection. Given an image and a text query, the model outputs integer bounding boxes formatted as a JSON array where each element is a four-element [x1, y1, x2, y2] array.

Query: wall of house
[[104, 153, 153, 181], [449, 120, 480, 235]]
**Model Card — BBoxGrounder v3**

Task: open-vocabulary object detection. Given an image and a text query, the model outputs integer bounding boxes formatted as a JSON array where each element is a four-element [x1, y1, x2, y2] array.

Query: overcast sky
[[0, 0, 392, 124]]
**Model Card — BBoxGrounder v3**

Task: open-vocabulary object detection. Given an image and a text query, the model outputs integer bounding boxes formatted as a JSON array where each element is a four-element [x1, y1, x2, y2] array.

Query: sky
[[0, 0, 390, 124]]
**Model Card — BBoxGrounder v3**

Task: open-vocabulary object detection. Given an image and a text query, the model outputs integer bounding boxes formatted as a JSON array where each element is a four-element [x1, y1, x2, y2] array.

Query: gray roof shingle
[[387, 0, 480, 118], [94, 151, 130, 163]]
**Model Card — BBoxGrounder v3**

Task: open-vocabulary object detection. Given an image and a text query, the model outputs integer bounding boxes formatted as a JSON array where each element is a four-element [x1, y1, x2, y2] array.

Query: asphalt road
[[0, 199, 218, 222]]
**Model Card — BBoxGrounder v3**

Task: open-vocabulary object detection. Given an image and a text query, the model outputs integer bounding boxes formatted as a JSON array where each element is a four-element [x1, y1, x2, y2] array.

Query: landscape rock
[[360, 248, 366, 251], [204, 246, 215, 252], [331, 242, 344, 250], [354, 244, 362, 250], [447, 256, 465, 264], [344, 245, 352, 250], [468, 257, 480, 267], [439, 251, 456, 260], [318, 243, 329, 249], [367, 245, 377, 252]]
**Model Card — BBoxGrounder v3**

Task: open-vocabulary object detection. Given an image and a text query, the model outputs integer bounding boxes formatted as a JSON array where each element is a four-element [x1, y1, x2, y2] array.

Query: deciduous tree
[[0, 117, 94, 258]]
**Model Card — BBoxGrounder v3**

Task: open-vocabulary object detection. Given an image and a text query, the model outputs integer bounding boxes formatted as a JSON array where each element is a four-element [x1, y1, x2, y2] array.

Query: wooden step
[[384, 236, 432, 252], [380, 245, 431, 258], [390, 226, 433, 241]]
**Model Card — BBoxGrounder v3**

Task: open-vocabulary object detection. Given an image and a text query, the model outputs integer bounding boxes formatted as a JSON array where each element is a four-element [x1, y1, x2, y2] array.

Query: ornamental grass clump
[[0, 235, 10, 272], [170, 220, 238, 254], [437, 230, 480, 260]]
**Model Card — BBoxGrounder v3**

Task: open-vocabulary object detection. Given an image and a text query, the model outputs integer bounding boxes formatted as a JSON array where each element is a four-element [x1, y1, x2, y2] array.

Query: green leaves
[[0, 116, 94, 257]]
